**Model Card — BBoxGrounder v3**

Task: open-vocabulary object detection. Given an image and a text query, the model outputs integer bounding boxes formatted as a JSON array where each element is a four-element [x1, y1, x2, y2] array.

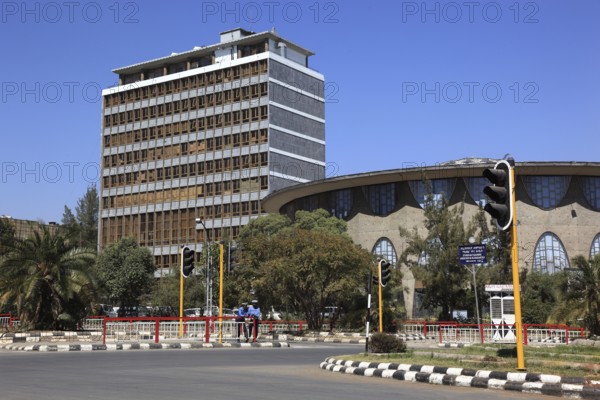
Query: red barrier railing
[[101, 316, 258, 344], [100, 316, 310, 345]]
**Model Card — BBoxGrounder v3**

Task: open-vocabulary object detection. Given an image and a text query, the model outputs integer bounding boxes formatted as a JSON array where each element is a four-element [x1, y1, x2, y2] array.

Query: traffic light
[[227, 244, 238, 273], [378, 259, 391, 287], [181, 246, 195, 278], [482, 159, 514, 231]]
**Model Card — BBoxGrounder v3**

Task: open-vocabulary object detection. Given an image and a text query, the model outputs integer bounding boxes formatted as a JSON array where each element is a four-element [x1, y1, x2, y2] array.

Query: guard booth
[[485, 284, 516, 342]]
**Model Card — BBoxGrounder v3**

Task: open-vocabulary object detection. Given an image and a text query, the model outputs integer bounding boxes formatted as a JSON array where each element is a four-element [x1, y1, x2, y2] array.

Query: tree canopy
[[0, 227, 96, 329], [550, 255, 600, 335], [0, 217, 16, 256], [61, 185, 99, 249], [230, 210, 372, 329], [94, 237, 155, 307], [399, 189, 510, 321]]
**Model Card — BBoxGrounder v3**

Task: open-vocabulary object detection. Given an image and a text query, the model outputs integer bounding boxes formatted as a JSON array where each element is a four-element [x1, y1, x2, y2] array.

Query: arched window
[[533, 232, 570, 274], [591, 233, 600, 259], [581, 177, 600, 210], [464, 177, 488, 206], [522, 176, 570, 209], [409, 179, 456, 208], [364, 183, 396, 216], [372, 238, 397, 266], [330, 189, 353, 219]]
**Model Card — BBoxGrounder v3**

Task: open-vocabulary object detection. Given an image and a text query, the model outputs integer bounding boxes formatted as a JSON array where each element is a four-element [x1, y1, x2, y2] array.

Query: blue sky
[[0, 0, 598, 223]]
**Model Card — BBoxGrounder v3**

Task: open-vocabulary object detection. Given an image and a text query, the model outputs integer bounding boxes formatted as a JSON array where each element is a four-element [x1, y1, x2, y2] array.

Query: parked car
[[117, 305, 151, 317], [150, 306, 177, 317], [184, 308, 202, 317], [94, 304, 113, 316], [106, 307, 119, 318], [221, 308, 236, 317]]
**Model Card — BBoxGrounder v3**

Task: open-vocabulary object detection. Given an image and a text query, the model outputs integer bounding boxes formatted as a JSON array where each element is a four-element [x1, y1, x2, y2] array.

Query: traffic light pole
[[510, 167, 526, 371], [482, 158, 525, 370], [179, 247, 184, 337]]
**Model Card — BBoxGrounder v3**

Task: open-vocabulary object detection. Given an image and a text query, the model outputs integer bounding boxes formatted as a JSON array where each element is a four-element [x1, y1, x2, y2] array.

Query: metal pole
[[472, 265, 481, 328], [206, 242, 212, 317], [365, 271, 372, 353], [196, 218, 210, 318], [510, 166, 526, 371], [179, 247, 184, 337], [219, 242, 224, 343], [378, 263, 383, 333]]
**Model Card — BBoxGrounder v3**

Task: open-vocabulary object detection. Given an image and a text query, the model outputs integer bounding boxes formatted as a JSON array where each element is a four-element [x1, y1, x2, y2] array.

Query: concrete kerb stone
[[319, 357, 600, 399], [0, 331, 103, 344], [1, 341, 289, 352]]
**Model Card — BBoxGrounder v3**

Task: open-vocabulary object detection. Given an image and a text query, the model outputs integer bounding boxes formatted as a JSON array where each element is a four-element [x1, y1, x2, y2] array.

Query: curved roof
[[262, 160, 600, 213]]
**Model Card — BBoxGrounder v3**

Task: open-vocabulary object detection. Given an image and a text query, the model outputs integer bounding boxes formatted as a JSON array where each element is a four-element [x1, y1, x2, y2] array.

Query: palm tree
[[0, 227, 97, 330], [551, 255, 600, 336]]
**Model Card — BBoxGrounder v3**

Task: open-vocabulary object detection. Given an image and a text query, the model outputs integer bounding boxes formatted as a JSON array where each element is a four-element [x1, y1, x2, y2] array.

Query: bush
[[369, 332, 407, 353], [497, 347, 517, 358]]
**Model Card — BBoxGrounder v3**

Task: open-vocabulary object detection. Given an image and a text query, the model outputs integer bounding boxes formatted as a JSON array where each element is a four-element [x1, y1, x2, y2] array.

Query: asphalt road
[[0, 343, 546, 400]]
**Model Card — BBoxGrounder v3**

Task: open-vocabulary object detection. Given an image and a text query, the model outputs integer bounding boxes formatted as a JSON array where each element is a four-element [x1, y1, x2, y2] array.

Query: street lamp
[[196, 217, 213, 317]]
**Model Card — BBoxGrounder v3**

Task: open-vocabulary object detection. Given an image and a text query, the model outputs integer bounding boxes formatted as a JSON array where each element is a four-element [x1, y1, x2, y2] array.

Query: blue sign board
[[458, 245, 487, 265]]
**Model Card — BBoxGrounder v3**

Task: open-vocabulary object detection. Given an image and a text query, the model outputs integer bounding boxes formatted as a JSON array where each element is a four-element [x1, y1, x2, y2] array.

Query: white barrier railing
[[399, 322, 586, 345], [82, 318, 104, 331], [0, 316, 11, 329], [0, 315, 19, 331]]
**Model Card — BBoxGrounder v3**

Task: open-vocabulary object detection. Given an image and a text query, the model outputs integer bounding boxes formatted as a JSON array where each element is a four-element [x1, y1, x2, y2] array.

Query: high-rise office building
[[100, 28, 325, 272]]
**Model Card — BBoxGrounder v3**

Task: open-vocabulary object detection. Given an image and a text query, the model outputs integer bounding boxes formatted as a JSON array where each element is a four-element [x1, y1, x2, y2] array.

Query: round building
[[263, 158, 600, 318]]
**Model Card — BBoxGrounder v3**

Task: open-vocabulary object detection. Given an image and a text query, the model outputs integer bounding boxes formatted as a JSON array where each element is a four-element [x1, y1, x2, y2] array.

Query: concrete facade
[[0, 216, 59, 240], [99, 29, 325, 272]]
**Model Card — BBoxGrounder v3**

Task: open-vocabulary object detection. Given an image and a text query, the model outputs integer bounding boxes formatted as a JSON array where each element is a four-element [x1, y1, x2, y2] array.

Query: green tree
[[232, 210, 373, 329], [76, 185, 99, 248], [0, 227, 96, 329], [520, 271, 562, 324], [399, 192, 478, 321], [551, 255, 600, 335], [61, 206, 79, 244], [238, 213, 292, 240], [472, 208, 512, 285], [293, 209, 347, 235], [61, 186, 99, 249], [94, 237, 155, 307], [0, 217, 16, 256], [143, 269, 206, 312]]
